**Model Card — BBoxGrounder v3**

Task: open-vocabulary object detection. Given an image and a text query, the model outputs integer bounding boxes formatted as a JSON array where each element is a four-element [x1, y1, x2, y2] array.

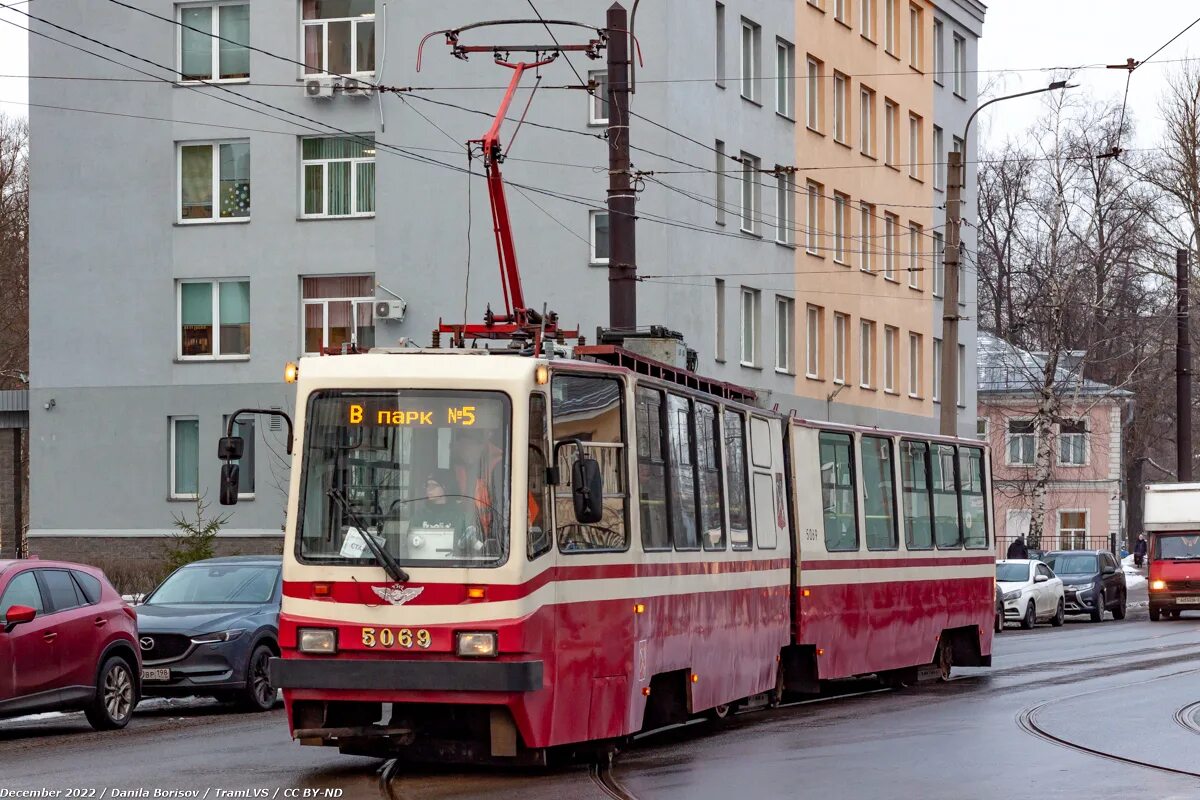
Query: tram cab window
[[932, 444, 963, 548], [724, 410, 753, 549], [667, 394, 700, 550], [862, 436, 898, 550], [696, 402, 726, 551], [960, 446, 988, 549], [528, 394, 552, 560], [819, 432, 859, 552], [636, 387, 670, 551], [900, 440, 934, 550], [552, 374, 629, 552]]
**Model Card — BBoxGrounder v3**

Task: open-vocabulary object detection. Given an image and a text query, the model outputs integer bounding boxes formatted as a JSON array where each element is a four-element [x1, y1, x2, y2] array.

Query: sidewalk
[[1122, 554, 1149, 607]]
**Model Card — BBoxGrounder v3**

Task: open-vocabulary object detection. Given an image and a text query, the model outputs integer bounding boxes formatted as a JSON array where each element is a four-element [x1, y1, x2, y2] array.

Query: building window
[[715, 279, 726, 362], [741, 18, 761, 102], [806, 181, 823, 254], [908, 332, 922, 397], [776, 296, 795, 373], [835, 0, 847, 25], [178, 2, 249, 82], [884, 213, 897, 280], [178, 279, 250, 359], [860, 320, 875, 388], [833, 72, 848, 143], [860, 202, 874, 272], [908, 4, 923, 68], [806, 305, 822, 378], [884, 326, 897, 392], [806, 56, 823, 130], [741, 288, 761, 366], [976, 417, 989, 440], [933, 19, 944, 84], [588, 69, 608, 125], [171, 417, 200, 500], [885, 0, 896, 53], [740, 152, 761, 234], [834, 193, 848, 263], [716, 140, 727, 226], [1058, 511, 1088, 550], [1058, 421, 1088, 466], [1007, 420, 1036, 466], [301, 136, 375, 218], [590, 210, 610, 265], [777, 39, 796, 118], [932, 338, 942, 401], [178, 140, 249, 223], [933, 125, 945, 189], [715, 3, 726, 87], [302, 274, 375, 354], [884, 99, 897, 166], [303, 0, 375, 77], [833, 313, 848, 384], [957, 344, 967, 407], [776, 173, 796, 246], [222, 415, 255, 497], [861, 0, 876, 41], [953, 33, 966, 96], [908, 223, 921, 288], [859, 87, 875, 155], [933, 231, 945, 296], [909, 113, 922, 179]]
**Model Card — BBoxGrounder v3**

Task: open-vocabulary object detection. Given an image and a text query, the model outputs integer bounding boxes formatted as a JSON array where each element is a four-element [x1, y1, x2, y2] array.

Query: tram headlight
[[298, 628, 338, 655], [456, 631, 497, 658]]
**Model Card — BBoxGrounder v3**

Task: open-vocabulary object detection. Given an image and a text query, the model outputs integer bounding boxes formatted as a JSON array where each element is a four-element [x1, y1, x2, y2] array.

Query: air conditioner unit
[[340, 77, 372, 98], [375, 300, 407, 322], [304, 79, 334, 99]]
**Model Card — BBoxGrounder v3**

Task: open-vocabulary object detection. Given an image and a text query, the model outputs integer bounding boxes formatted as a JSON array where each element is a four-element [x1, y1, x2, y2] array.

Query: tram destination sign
[[345, 399, 477, 427]]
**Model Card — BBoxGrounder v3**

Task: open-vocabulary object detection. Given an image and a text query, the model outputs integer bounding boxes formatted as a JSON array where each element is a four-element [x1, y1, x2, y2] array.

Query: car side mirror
[[219, 463, 241, 506], [1034, 574, 1049, 584], [4, 604, 36, 633], [572, 456, 605, 525], [1102, 565, 1116, 575]]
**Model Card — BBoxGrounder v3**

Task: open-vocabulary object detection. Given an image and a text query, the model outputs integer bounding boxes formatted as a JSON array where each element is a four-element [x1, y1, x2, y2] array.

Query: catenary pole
[[1178, 247, 1192, 481], [607, 2, 636, 330]]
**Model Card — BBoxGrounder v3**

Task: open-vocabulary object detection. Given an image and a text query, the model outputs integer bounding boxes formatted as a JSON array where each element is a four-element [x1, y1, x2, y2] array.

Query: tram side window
[[667, 394, 700, 550], [932, 444, 962, 548], [528, 394, 552, 560], [552, 374, 629, 552], [819, 432, 859, 552], [960, 446, 988, 549], [636, 387, 670, 551], [696, 402, 727, 550], [724, 410, 753, 549], [861, 436, 898, 550], [901, 440, 933, 550]]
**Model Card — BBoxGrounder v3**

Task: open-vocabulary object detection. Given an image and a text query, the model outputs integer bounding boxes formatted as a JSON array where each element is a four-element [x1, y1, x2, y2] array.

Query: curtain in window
[[303, 24, 323, 74], [356, 301, 375, 348], [228, 418, 255, 494], [303, 0, 374, 20], [180, 7, 213, 81], [304, 164, 323, 215], [180, 283, 213, 356], [302, 275, 374, 299], [328, 161, 351, 216], [303, 303, 324, 353], [218, 142, 250, 218], [356, 20, 375, 72], [174, 419, 200, 496], [219, 281, 250, 355], [218, 5, 250, 79], [356, 162, 375, 214], [180, 145, 213, 219], [327, 21, 352, 75]]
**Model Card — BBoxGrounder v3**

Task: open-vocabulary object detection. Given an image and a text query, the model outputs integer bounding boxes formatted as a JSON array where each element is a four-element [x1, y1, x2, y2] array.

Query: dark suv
[[1042, 550, 1127, 622]]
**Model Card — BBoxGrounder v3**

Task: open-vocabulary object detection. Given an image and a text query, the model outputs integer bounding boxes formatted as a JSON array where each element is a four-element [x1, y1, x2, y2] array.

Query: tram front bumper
[[269, 657, 544, 693]]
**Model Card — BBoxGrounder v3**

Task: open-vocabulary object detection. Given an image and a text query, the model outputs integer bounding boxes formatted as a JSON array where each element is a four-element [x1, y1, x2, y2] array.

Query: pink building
[[976, 335, 1130, 554]]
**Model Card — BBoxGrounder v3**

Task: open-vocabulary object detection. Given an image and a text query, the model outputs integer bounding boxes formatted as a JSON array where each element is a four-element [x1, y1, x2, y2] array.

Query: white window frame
[[588, 69, 608, 125], [776, 173, 796, 246], [806, 56, 821, 130], [861, 0, 876, 40], [908, 223, 921, 288], [860, 203, 874, 272], [859, 87, 874, 155], [776, 296, 795, 374], [884, 100, 897, 165], [908, 332, 922, 398], [932, 338, 942, 401], [177, 278, 251, 361], [909, 4, 922, 68], [933, 125, 945, 190], [302, 4, 376, 78], [860, 320, 874, 388], [834, 194, 847, 263], [741, 287, 761, 367], [884, 326, 897, 392], [909, 114, 922, 179], [976, 417, 989, 441], [177, 139, 250, 224], [777, 39, 796, 119], [884, 214, 897, 280], [716, 140, 727, 226], [953, 33, 966, 96], [716, 3, 726, 87], [300, 136, 376, 219], [222, 414, 256, 500], [833, 313, 848, 384], [933, 231, 945, 296], [176, 2, 250, 84], [835, 0, 847, 25], [806, 181, 821, 254], [589, 210, 610, 265], [806, 305, 822, 379], [740, 152, 761, 235], [715, 279, 727, 362], [170, 416, 200, 501], [833, 73, 847, 143], [885, 0, 896, 52], [933, 20, 944, 84], [1006, 419, 1037, 467], [1058, 420, 1089, 467], [741, 18, 761, 103], [1057, 509, 1089, 550], [301, 277, 376, 356]]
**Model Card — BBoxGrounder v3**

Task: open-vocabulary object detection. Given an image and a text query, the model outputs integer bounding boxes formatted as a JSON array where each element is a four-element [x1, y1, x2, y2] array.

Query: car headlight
[[298, 628, 338, 655], [190, 629, 246, 644], [1070, 584, 1092, 594], [1003, 590, 1022, 601], [456, 631, 497, 658], [1151, 579, 1167, 591]]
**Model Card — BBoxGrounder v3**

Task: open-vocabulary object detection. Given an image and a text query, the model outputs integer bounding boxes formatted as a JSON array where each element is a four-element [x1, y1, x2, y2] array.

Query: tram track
[[589, 757, 638, 800], [1173, 700, 1200, 737]]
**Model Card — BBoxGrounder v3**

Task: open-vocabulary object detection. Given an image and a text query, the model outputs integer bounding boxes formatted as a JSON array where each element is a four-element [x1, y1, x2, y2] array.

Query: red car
[[0, 559, 140, 729]]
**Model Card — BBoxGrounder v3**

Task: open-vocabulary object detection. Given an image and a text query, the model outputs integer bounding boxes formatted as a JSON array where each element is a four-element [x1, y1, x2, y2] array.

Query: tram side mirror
[[218, 436, 245, 461], [219, 463, 241, 506], [571, 456, 604, 525]]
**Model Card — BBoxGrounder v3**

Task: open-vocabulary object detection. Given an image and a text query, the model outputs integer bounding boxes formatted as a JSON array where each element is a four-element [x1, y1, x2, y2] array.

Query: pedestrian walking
[[1006, 535, 1029, 560], [1134, 534, 1148, 568]]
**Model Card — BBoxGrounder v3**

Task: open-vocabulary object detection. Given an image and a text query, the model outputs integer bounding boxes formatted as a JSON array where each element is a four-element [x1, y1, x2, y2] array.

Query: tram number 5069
[[362, 627, 431, 649]]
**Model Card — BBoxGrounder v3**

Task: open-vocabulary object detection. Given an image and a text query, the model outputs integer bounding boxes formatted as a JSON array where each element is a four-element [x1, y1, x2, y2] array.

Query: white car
[[996, 559, 1065, 629]]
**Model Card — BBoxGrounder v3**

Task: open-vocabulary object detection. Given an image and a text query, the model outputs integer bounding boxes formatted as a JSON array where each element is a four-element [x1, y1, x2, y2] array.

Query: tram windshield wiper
[[327, 488, 410, 584]]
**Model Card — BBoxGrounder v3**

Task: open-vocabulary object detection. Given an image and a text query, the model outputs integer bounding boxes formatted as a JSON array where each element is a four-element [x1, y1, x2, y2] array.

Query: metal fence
[[997, 534, 1118, 558]]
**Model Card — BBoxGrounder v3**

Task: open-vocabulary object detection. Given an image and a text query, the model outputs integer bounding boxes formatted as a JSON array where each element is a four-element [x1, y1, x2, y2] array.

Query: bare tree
[[0, 113, 27, 391]]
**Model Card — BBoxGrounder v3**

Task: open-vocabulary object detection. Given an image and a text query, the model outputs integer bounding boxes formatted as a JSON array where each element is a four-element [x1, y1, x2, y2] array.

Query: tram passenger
[[450, 427, 541, 553]]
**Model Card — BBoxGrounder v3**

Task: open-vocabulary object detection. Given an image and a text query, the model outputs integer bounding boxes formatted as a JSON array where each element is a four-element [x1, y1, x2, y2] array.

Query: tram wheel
[[705, 703, 732, 722], [935, 640, 953, 682]]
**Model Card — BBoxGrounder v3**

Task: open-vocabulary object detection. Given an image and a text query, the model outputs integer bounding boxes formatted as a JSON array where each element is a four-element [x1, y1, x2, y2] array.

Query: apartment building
[[27, 0, 984, 554]]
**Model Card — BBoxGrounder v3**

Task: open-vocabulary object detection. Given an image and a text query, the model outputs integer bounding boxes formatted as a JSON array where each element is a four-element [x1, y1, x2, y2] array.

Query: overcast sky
[[1, 2, 1198, 150]]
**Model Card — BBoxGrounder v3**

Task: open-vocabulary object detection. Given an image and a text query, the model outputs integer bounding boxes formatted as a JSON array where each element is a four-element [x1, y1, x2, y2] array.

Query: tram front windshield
[[297, 390, 512, 568]]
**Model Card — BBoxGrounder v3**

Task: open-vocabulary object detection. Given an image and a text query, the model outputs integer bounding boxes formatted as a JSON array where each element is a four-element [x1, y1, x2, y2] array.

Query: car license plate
[[1178, 597, 1200, 604], [141, 668, 171, 682]]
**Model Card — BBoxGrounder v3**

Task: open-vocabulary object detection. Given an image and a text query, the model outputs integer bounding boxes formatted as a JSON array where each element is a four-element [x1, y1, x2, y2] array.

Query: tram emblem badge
[[372, 584, 425, 606]]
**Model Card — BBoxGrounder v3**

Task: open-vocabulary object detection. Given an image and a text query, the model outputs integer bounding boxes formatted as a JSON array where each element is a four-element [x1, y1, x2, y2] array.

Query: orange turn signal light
[[313, 583, 331, 597], [633, 603, 646, 614], [284, 361, 299, 384], [467, 586, 487, 600], [691, 673, 700, 683], [802, 589, 811, 597], [535, 365, 549, 385], [642, 686, 651, 697], [816, 648, 825, 656]]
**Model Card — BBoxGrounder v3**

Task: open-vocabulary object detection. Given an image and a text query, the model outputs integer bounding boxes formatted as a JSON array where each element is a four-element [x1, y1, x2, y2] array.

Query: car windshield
[[996, 563, 1030, 582], [1043, 554, 1097, 574], [297, 390, 512, 568], [1155, 534, 1200, 560], [148, 565, 278, 604]]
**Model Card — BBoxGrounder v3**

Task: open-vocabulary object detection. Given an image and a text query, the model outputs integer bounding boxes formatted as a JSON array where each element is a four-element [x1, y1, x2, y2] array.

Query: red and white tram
[[220, 344, 994, 763]]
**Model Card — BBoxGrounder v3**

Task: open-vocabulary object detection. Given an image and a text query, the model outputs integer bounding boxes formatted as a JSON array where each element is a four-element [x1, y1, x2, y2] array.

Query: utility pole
[[607, 2, 636, 331], [1178, 247, 1192, 481], [939, 150, 963, 437]]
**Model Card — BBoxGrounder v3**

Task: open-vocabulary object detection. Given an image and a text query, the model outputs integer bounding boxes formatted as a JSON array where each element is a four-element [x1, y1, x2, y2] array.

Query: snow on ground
[[2, 696, 209, 726], [1122, 554, 1148, 590]]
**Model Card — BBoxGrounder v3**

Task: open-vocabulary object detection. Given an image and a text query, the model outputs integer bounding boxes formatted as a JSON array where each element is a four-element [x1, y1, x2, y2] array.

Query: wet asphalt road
[[3, 589, 1200, 800]]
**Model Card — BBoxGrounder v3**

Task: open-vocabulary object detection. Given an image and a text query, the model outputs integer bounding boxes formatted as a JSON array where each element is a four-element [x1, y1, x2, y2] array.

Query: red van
[[1147, 532, 1200, 621]]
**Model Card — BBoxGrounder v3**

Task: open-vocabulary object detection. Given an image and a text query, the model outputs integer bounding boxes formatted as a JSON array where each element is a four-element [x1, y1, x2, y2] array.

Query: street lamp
[[938, 80, 1075, 437]]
